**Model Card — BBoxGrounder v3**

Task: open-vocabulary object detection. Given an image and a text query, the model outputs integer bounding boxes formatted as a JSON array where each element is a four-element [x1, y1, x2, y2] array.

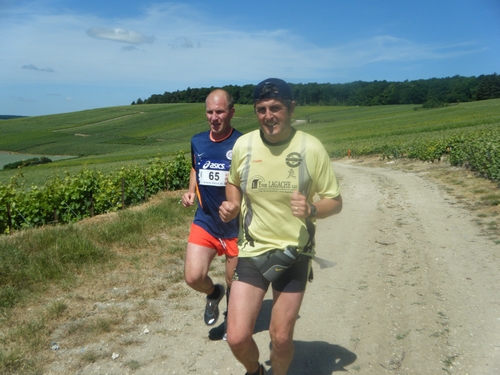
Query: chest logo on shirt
[[203, 161, 226, 170], [249, 175, 298, 193], [286, 152, 302, 168]]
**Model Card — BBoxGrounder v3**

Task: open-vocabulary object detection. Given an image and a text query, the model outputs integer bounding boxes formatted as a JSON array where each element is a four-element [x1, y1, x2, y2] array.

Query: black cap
[[253, 78, 293, 101]]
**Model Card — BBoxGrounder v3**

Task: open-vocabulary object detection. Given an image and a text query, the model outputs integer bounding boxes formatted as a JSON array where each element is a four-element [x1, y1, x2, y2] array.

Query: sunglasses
[[259, 83, 280, 98]]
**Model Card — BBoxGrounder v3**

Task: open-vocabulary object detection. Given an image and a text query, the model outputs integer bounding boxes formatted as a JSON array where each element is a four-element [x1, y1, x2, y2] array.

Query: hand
[[219, 201, 240, 223], [290, 191, 308, 218], [181, 192, 196, 207]]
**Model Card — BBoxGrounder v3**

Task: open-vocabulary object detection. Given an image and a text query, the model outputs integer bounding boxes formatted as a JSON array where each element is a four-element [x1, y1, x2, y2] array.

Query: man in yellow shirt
[[219, 78, 343, 375]]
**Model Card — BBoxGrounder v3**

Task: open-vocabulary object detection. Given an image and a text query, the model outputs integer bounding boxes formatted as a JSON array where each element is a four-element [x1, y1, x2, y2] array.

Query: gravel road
[[50, 159, 500, 375]]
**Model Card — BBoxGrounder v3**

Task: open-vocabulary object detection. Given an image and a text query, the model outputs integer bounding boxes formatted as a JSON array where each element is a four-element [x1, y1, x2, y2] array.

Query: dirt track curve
[[49, 159, 500, 375]]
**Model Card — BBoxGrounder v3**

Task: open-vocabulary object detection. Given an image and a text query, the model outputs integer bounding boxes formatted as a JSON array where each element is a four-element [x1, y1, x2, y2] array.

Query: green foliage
[[0, 180, 16, 234], [0, 152, 190, 234], [447, 130, 500, 181], [135, 73, 500, 107], [165, 152, 192, 190]]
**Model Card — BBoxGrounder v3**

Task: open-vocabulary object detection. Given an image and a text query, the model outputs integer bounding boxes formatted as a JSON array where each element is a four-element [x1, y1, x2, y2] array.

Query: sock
[[207, 285, 220, 300], [246, 364, 263, 375]]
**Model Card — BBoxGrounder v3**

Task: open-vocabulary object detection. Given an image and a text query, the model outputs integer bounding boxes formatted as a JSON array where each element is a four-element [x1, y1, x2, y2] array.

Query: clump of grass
[[442, 354, 459, 369], [90, 195, 192, 249], [46, 300, 68, 319], [480, 194, 500, 206], [0, 317, 47, 374], [125, 359, 141, 371], [81, 350, 100, 363], [0, 225, 113, 309], [396, 331, 410, 340], [0, 350, 31, 375]]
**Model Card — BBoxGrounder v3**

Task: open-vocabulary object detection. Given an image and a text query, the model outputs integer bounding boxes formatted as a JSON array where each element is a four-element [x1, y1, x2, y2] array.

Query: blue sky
[[1, 0, 499, 116]]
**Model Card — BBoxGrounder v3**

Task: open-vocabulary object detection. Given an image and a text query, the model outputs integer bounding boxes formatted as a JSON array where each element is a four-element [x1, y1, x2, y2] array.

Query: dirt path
[[49, 160, 500, 375]]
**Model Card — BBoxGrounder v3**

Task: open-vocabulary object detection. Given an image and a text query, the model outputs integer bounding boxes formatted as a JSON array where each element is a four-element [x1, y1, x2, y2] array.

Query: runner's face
[[206, 94, 234, 139], [254, 98, 295, 143]]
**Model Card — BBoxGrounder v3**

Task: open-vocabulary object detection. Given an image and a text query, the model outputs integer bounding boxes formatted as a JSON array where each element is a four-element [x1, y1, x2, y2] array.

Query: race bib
[[198, 159, 230, 187]]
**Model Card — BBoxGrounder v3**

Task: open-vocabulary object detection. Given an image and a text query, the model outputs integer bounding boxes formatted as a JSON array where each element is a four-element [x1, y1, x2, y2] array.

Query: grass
[[0, 191, 194, 374]]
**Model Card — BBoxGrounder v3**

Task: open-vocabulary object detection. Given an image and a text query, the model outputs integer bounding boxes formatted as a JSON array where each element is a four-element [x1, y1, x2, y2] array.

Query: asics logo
[[203, 161, 226, 169]]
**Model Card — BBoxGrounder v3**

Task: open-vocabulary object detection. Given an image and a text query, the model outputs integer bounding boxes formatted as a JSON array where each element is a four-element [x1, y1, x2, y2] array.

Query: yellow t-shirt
[[228, 129, 340, 257]]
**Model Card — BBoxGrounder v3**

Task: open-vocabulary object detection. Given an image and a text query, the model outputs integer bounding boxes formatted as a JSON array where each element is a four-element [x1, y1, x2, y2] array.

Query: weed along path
[[47, 159, 500, 375]]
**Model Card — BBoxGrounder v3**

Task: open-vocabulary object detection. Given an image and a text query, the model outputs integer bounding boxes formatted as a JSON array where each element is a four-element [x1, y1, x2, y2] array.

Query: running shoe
[[208, 310, 227, 340], [208, 319, 226, 341], [245, 364, 266, 375], [204, 284, 224, 326]]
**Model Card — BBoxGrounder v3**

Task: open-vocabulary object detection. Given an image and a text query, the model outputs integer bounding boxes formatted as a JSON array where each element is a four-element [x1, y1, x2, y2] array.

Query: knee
[[270, 330, 293, 353], [226, 331, 251, 353], [184, 270, 203, 289]]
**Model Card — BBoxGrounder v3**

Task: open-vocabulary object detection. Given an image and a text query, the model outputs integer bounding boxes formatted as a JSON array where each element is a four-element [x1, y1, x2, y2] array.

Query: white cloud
[[86, 27, 155, 44], [21, 64, 55, 73]]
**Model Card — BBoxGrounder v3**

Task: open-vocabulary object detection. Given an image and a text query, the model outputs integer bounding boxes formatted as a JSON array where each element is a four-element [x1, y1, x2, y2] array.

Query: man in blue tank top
[[181, 89, 242, 340]]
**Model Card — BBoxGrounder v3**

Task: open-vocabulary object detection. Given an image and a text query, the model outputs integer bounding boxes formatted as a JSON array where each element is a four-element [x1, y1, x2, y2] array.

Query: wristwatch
[[307, 203, 317, 218]]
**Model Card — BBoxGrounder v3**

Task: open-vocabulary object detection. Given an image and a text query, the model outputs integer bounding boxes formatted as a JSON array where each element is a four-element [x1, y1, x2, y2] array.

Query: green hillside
[[1, 99, 499, 186]]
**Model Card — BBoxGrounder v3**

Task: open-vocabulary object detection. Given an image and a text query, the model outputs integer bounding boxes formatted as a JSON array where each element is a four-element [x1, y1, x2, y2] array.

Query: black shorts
[[234, 256, 310, 293]]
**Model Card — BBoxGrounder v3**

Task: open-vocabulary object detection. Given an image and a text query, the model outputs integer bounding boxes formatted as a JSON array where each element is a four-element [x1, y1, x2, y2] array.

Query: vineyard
[[1, 98, 499, 235], [341, 127, 500, 182], [0, 153, 190, 234]]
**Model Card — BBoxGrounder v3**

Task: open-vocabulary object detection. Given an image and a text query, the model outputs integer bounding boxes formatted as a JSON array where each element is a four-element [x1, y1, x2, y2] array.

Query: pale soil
[[45, 158, 500, 375]]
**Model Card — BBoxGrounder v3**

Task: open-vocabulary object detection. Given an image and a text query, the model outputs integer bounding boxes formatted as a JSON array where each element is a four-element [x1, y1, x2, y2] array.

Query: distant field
[[0, 99, 499, 185]]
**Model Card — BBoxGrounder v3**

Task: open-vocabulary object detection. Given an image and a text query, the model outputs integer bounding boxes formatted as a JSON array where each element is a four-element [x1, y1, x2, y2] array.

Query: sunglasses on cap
[[253, 78, 293, 101], [259, 83, 280, 98]]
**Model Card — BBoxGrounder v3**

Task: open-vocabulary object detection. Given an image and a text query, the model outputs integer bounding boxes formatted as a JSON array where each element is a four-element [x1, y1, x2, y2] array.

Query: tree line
[[132, 73, 500, 108]]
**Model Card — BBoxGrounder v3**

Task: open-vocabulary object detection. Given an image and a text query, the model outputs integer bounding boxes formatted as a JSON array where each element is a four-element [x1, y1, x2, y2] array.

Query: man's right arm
[[219, 182, 241, 223], [181, 168, 197, 207]]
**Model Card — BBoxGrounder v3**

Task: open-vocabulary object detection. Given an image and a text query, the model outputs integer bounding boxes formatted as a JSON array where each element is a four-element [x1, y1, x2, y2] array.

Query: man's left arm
[[290, 191, 342, 219]]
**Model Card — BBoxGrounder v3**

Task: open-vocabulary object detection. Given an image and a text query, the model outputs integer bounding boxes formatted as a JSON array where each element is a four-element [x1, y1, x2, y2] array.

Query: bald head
[[206, 89, 234, 110], [205, 89, 235, 140]]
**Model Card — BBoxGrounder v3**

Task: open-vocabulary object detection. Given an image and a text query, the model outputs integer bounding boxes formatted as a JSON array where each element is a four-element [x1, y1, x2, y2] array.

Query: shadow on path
[[254, 299, 357, 373], [262, 341, 357, 374], [285, 341, 357, 374]]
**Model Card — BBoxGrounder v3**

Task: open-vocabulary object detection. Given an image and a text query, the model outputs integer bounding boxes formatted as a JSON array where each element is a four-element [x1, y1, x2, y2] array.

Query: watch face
[[309, 203, 317, 217]]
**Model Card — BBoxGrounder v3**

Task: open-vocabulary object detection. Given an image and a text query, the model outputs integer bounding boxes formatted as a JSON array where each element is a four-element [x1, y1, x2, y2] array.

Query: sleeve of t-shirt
[[313, 142, 341, 199]]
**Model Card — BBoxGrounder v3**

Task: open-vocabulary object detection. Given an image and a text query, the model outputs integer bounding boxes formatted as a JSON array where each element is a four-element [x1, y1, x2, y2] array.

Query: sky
[[1, 0, 499, 117]]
